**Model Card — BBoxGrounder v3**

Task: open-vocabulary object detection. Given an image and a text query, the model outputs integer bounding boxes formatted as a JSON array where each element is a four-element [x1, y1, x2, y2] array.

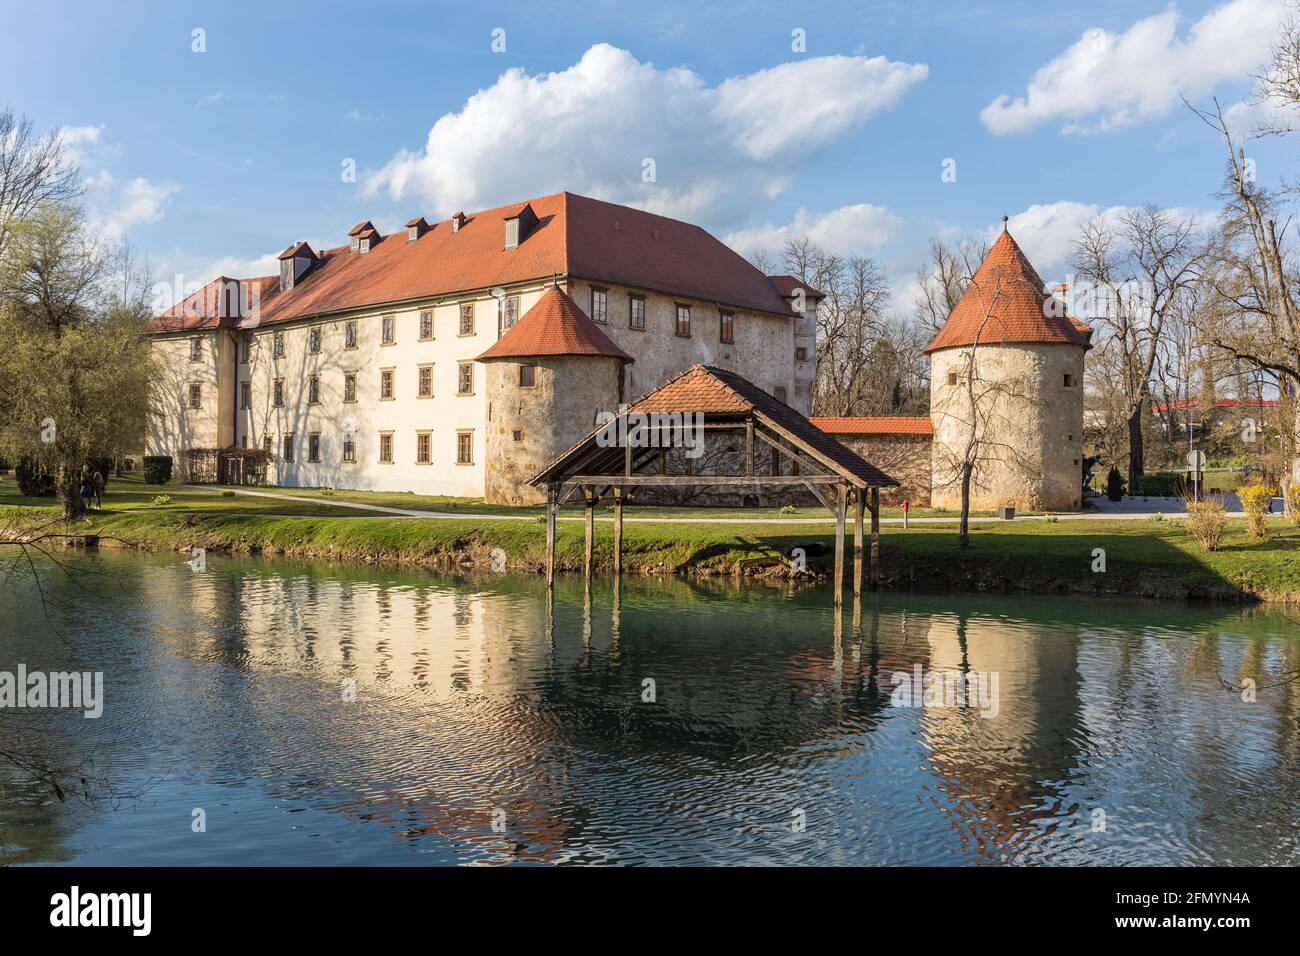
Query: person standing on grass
[[79, 467, 94, 512], [90, 468, 104, 508]]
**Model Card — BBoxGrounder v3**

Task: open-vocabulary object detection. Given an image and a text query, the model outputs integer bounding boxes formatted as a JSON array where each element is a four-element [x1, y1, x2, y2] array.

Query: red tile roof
[[148, 192, 804, 334], [923, 229, 1091, 354], [810, 416, 933, 436], [150, 276, 276, 332], [531, 364, 899, 489], [476, 285, 632, 362], [769, 274, 826, 300]]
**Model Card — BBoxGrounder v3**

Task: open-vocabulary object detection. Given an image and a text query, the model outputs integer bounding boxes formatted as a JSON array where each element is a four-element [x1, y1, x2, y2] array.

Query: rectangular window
[[308, 327, 321, 354], [629, 295, 646, 330], [188, 383, 202, 409], [512, 429, 523, 442], [273, 379, 284, 407], [795, 346, 808, 361], [343, 372, 357, 403], [344, 321, 357, 349], [342, 433, 356, 463], [190, 338, 202, 362], [458, 362, 473, 395], [282, 433, 295, 463], [459, 302, 474, 335], [457, 431, 473, 465], [381, 313, 395, 345], [240, 381, 251, 409], [418, 364, 434, 398], [272, 331, 284, 358], [947, 370, 959, 386], [502, 294, 520, 330], [1063, 372, 1074, 388], [416, 431, 431, 464], [719, 311, 734, 344], [774, 386, 788, 404], [419, 309, 434, 340], [262, 435, 271, 454], [518, 363, 537, 388], [591, 288, 608, 324], [308, 433, 320, 463], [242, 333, 253, 363], [380, 368, 394, 400], [379, 432, 393, 464], [308, 374, 320, 405], [675, 304, 691, 337]]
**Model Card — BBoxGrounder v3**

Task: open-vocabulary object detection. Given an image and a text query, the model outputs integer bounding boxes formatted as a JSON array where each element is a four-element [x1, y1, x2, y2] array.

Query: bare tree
[[913, 237, 989, 333], [0, 107, 81, 262], [1070, 206, 1203, 490]]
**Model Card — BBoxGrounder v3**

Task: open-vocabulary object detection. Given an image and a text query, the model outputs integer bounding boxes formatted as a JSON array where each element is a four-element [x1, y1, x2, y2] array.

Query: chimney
[[503, 203, 537, 250], [406, 216, 428, 242]]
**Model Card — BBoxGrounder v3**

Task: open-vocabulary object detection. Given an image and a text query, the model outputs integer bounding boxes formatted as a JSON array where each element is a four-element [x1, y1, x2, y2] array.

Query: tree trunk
[[958, 461, 973, 549], [1127, 404, 1144, 495], [59, 481, 86, 520]]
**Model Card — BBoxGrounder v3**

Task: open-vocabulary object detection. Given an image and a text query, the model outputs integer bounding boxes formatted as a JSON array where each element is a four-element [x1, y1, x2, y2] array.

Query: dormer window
[[503, 204, 537, 249], [406, 217, 427, 242], [358, 236, 371, 254], [280, 258, 294, 292], [452, 212, 467, 233]]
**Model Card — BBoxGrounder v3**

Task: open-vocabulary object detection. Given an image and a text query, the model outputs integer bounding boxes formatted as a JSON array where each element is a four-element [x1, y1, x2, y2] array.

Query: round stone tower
[[925, 225, 1090, 513], [477, 283, 631, 505]]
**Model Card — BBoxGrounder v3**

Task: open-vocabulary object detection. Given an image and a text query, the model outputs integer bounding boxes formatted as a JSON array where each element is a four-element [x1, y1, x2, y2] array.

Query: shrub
[[221, 490, 235, 498], [1137, 473, 1185, 497], [1286, 484, 1300, 527], [778, 504, 796, 515], [1106, 466, 1125, 502], [319, 487, 335, 497], [1238, 481, 1276, 538], [1147, 512, 1165, 522], [142, 455, 173, 485], [151, 494, 172, 506], [15, 458, 55, 497], [1184, 497, 1227, 552]]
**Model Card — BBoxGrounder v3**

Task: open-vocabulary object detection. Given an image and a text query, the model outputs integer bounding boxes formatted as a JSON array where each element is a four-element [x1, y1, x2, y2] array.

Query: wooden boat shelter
[[528, 365, 899, 604]]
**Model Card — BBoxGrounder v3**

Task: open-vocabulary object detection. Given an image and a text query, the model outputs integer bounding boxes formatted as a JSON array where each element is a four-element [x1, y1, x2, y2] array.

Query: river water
[[1, 551, 1296, 865]]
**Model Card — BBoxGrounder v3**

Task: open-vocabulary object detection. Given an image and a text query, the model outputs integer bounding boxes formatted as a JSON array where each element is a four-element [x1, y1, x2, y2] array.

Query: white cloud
[[363, 43, 926, 225], [85, 171, 178, 241], [998, 201, 1218, 276], [724, 203, 902, 259], [980, 0, 1283, 135]]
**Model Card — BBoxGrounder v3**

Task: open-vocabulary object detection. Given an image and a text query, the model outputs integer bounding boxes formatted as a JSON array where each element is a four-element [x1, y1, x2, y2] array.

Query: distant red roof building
[[476, 285, 632, 363], [923, 228, 1091, 354]]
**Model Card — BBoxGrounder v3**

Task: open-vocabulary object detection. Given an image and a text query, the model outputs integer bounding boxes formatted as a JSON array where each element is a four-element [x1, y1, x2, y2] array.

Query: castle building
[[813, 226, 1091, 512], [146, 192, 820, 503]]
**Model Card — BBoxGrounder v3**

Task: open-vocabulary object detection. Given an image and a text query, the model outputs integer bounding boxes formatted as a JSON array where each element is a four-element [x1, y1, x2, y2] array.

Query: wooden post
[[834, 485, 847, 607], [583, 489, 595, 581], [545, 483, 557, 588], [870, 487, 880, 590], [613, 487, 624, 577], [853, 488, 865, 597]]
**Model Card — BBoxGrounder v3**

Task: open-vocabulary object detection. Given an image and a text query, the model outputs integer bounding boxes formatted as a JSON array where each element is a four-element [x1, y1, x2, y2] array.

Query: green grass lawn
[[5, 473, 1300, 602]]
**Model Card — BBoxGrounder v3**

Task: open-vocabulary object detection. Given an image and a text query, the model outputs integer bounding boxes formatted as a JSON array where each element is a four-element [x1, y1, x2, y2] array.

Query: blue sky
[[1, 0, 1290, 309]]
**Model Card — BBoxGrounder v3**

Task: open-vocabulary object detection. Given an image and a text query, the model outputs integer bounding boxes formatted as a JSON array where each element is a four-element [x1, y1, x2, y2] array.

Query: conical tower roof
[[923, 228, 1090, 354], [476, 285, 632, 362]]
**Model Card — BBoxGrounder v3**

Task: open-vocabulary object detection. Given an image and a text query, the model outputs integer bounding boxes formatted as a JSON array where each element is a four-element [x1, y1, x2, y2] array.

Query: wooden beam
[[745, 420, 754, 477], [612, 488, 624, 577], [583, 489, 595, 582], [545, 483, 557, 588], [566, 474, 845, 487], [804, 481, 835, 514], [834, 485, 847, 607], [870, 486, 880, 590], [853, 488, 865, 597]]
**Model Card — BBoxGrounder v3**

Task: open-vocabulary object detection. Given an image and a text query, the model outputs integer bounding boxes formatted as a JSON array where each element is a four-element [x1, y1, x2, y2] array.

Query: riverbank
[[6, 476, 1300, 603]]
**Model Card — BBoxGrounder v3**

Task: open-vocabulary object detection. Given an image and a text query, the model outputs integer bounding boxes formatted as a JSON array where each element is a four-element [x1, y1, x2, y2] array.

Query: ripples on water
[[0, 552, 1297, 866]]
